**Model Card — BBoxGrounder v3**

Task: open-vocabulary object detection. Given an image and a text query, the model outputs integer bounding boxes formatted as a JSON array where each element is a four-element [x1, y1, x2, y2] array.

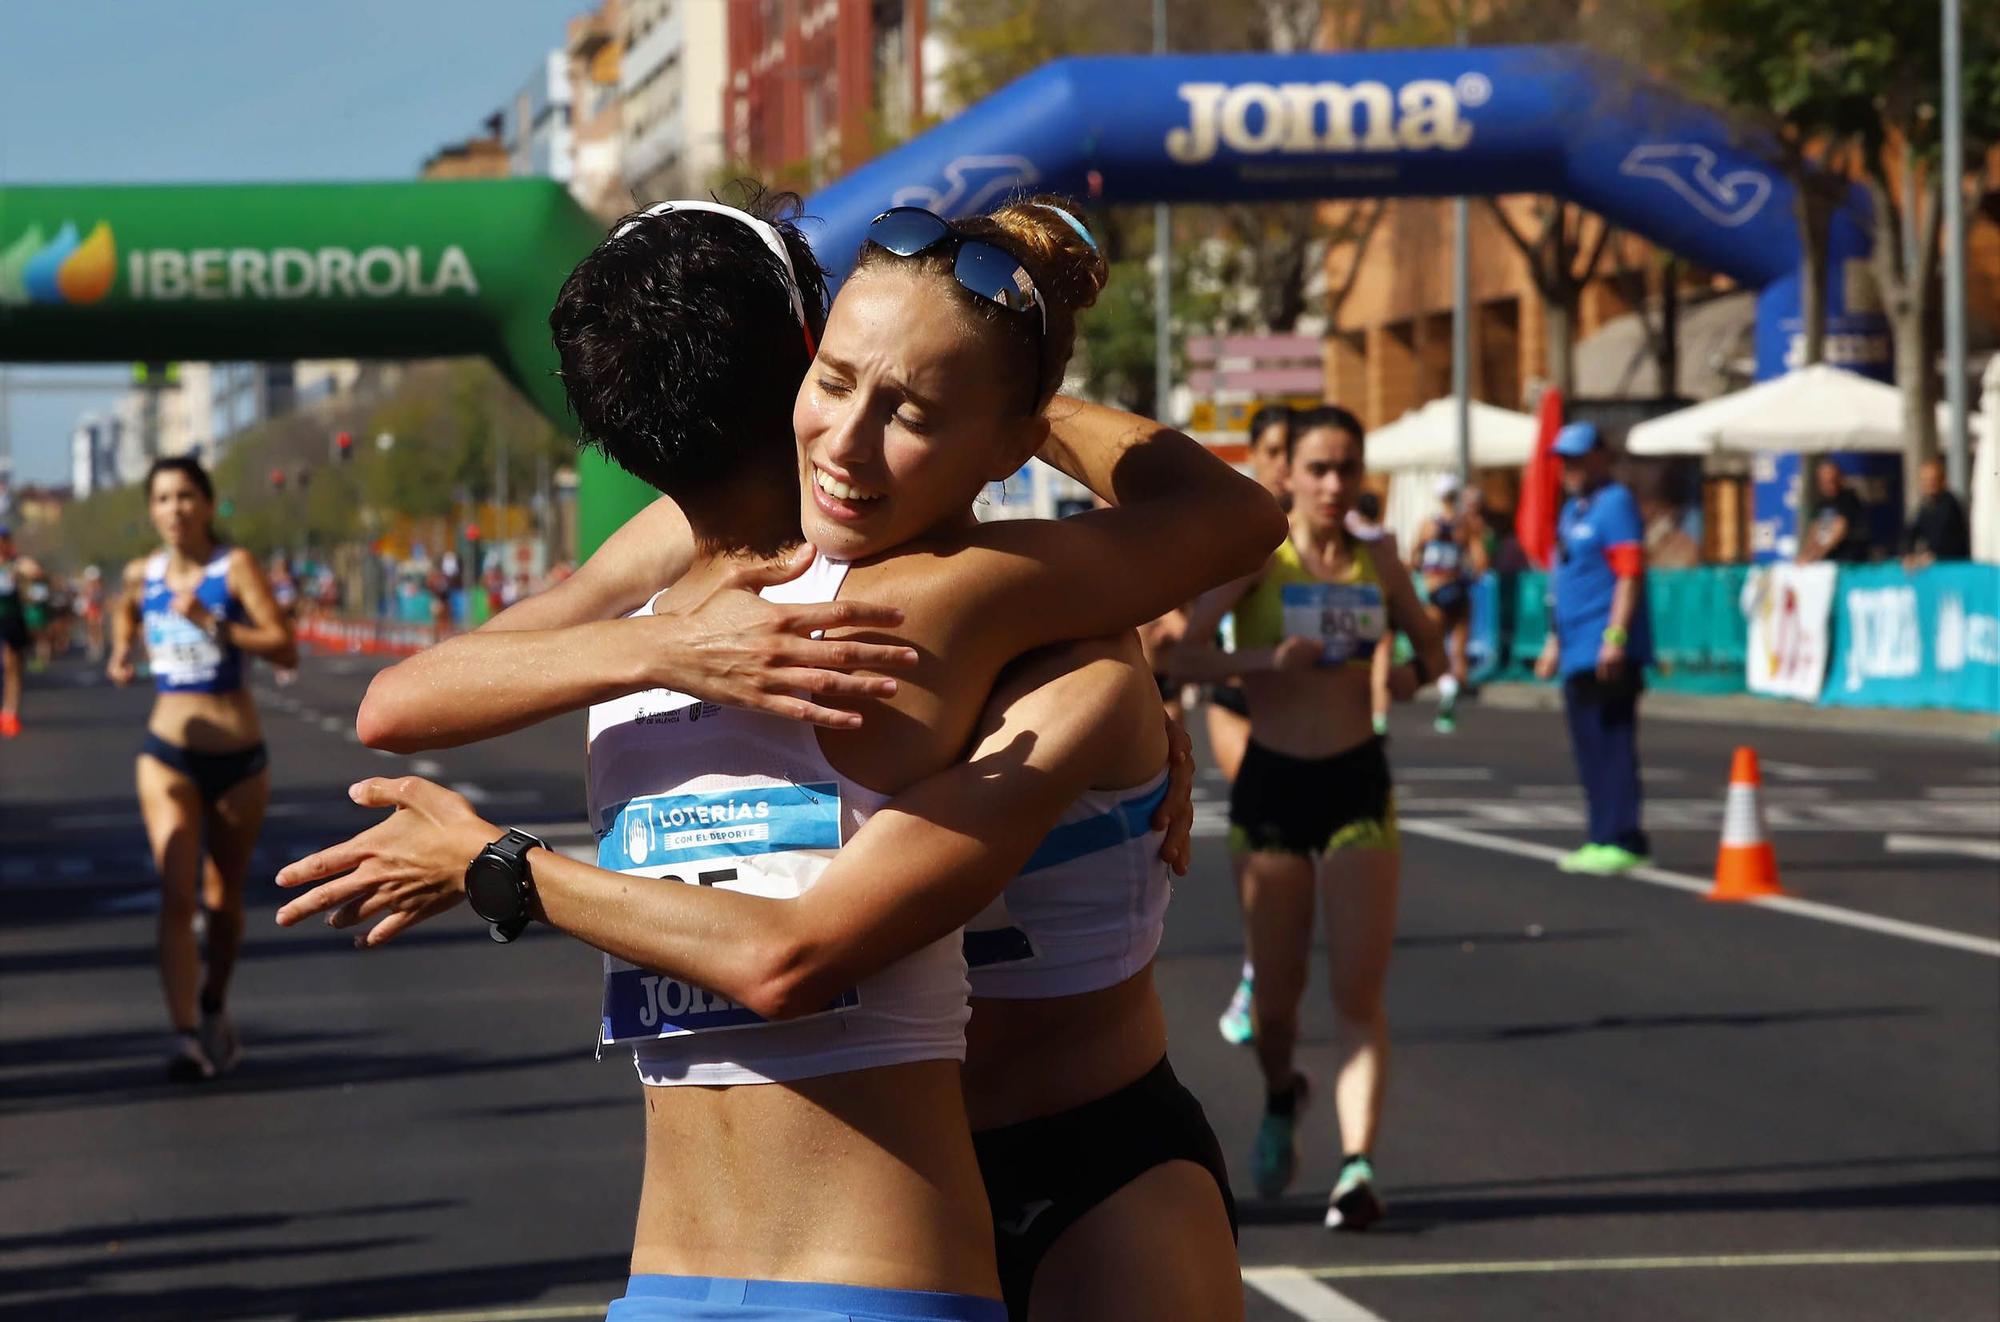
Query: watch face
[[465, 852, 520, 924]]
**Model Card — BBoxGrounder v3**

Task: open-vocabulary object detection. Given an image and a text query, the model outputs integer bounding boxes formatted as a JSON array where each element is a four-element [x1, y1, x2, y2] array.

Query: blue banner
[[1822, 563, 2000, 713]]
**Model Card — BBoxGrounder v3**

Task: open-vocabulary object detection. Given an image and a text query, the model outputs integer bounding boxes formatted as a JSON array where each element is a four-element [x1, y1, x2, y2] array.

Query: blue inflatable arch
[[800, 44, 1881, 384]]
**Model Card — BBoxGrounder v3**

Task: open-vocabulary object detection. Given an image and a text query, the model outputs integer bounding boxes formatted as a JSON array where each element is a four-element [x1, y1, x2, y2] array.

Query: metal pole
[[1942, 0, 1971, 495], [1153, 0, 1171, 422], [1452, 20, 1471, 483]]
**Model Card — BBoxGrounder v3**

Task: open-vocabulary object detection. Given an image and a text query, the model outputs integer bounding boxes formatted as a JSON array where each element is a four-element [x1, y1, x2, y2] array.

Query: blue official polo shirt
[[1552, 481, 1653, 678]]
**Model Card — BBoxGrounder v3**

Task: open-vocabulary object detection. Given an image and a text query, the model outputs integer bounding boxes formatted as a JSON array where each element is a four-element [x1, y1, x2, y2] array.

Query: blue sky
[[1, 0, 589, 485]]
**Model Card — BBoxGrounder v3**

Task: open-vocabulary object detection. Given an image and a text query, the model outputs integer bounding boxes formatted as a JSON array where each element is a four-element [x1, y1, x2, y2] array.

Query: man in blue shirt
[[1534, 423, 1653, 874]]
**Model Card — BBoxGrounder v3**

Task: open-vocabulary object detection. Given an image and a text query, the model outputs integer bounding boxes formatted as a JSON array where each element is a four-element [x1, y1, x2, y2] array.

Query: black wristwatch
[[464, 828, 547, 943]]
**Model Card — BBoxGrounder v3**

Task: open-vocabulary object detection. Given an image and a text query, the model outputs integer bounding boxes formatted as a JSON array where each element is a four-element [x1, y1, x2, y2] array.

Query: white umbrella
[[1366, 397, 1538, 472], [1974, 357, 2000, 565], [1627, 363, 1972, 456]]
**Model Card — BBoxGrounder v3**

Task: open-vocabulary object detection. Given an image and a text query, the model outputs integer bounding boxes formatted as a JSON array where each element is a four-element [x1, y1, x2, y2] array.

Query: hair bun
[[987, 193, 1108, 319]]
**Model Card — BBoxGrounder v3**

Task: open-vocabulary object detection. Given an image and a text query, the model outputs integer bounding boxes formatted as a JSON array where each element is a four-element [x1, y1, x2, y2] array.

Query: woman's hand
[[107, 651, 136, 686], [1151, 713, 1197, 876], [653, 545, 919, 730], [170, 590, 215, 634], [1273, 636, 1322, 671], [275, 777, 498, 947]]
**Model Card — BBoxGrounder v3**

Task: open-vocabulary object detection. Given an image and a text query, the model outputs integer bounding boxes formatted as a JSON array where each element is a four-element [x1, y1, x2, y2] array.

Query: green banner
[[0, 179, 650, 551]]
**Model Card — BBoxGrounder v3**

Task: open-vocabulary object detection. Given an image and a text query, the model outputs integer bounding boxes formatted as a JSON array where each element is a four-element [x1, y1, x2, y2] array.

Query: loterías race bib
[[1280, 581, 1387, 666], [596, 780, 857, 1046]]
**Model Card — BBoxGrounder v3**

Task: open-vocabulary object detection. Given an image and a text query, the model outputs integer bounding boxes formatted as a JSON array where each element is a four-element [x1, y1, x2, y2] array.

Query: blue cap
[[1551, 422, 1601, 457]]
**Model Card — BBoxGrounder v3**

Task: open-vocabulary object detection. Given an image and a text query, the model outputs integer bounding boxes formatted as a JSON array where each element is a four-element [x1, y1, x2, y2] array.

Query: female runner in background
[[1173, 406, 1444, 1232], [111, 456, 296, 1081]]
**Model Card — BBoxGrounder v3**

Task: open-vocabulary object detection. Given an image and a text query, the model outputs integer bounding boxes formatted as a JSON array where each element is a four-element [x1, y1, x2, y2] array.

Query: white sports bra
[[585, 554, 969, 1087], [965, 770, 1172, 1000]]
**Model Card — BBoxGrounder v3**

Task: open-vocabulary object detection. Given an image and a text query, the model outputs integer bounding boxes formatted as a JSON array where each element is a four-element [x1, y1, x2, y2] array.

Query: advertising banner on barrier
[[1823, 564, 2000, 712], [1740, 563, 1837, 702]]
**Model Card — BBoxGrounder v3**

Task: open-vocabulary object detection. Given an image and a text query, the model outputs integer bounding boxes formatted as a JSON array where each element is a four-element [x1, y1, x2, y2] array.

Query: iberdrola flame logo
[[0, 221, 117, 307]]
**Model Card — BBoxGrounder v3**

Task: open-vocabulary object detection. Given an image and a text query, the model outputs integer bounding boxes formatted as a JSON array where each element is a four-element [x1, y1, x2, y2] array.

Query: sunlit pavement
[[3, 653, 1995, 1321]]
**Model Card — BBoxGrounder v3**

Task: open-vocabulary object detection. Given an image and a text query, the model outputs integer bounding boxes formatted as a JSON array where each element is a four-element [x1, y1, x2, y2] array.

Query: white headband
[[613, 199, 813, 350]]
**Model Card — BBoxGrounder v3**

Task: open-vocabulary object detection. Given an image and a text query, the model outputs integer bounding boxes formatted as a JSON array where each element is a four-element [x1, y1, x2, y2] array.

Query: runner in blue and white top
[[110, 457, 296, 1084]]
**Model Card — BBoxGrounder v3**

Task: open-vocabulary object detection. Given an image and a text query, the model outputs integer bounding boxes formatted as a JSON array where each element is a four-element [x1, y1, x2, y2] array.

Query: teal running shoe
[[1324, 1155, 1386, 1231], [1217, 976, 1255, 1046], [1252, 1111, 1300, 1198], [1432, 711, 1457, 734]]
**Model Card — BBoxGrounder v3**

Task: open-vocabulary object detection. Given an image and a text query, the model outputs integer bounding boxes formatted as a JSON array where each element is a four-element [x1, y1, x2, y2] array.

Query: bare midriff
[[963, 965, 1167, 1133], [147, 689, 264, 753], [1237, 665, 1375, 760], [632, 1058, 999, 1297]]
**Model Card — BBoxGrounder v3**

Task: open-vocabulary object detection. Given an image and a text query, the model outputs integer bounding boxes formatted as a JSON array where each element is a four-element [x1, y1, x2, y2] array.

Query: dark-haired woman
[[285, 194, 1271, 1320], [1173, 406, 1444, 1232], [110, 457, 296, 1082]]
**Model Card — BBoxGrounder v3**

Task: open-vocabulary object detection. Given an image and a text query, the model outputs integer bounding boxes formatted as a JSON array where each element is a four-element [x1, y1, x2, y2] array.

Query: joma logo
[[1166, 79, 1475, 165]]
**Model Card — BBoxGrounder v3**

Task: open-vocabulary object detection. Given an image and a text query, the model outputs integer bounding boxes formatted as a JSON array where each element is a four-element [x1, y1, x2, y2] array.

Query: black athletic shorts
[[1227, 736, 1398, 855], [974, 1055, 1235, 1320], [0, 606, 25, 654], [141, 733, 269, 804]]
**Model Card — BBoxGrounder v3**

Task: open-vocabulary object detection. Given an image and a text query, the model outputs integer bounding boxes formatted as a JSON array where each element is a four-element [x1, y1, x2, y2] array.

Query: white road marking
[[1759, 759, 1876, 783], [1399, 818, 2000, 958], [1242, 1267, 1390, 1320], [1296, 1247, 2000, 1280], [1399, 797, 1991, 834], [1884, 834, 2000, 862], [1923, 785, 2000, 801], [412, 758, 444, 778], [318, 715, 346, 734], [1398, 766, 1492, 782]]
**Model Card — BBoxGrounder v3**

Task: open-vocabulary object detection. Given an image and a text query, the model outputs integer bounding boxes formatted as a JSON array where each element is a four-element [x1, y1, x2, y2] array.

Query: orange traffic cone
[[1709, 746, 1783, 901]]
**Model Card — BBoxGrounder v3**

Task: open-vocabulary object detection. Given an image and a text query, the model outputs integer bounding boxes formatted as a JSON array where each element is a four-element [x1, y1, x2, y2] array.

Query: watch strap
[[472, 828, 547, 943]]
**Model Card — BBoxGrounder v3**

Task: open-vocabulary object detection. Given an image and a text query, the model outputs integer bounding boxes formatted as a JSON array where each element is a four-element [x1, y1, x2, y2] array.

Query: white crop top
[[586, 554, 970, 1087], [964, 770, 1172, 1000]]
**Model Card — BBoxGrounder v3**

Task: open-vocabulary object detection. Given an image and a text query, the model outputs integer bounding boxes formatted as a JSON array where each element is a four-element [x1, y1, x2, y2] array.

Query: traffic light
[[464, 523, 482, 542], [334, 431, 354, 462]]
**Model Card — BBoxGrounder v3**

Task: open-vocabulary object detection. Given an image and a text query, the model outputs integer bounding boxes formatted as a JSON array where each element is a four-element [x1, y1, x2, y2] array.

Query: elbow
[[1227, 482, 1290, 576], [355, 674, 421, 752], [739, 930, 837, 1021]]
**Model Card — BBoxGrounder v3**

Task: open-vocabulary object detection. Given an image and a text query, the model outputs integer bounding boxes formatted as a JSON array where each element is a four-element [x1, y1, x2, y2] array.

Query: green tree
[[1666, 0, 2000, 478]]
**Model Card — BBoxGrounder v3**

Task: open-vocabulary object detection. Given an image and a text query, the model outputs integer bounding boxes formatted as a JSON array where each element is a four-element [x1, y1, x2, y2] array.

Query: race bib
[[145, 613, 225, 687], [597, 780, 858, 1045], [1281, 582, 1387, 666]]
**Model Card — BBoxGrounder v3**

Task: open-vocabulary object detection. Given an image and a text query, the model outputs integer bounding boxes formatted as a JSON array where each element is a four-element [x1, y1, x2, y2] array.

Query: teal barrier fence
[[1472, 566, 1750, 694], [1823, 562, 2000, 712]]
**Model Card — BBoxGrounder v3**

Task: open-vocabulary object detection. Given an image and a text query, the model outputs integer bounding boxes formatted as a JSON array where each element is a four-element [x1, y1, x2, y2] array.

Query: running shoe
[[1217, 976, 1255, 1046], [1324, 1155, 1386, 1231], [166, 1032, 215, 1084], [200, 1008, 241, 1076], [1370, 712, 1388, 737], [0, 712, 18, 738], [1251, 1073, 1310, 1198], [1432, 711, 1457, 734], [1570, 844, 1651, 875], [1556, 844, 1607, 873]]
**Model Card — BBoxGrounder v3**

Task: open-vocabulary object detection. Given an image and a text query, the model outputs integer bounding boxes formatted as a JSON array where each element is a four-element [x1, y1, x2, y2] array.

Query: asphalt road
[[3, 650, 1996, 1322]]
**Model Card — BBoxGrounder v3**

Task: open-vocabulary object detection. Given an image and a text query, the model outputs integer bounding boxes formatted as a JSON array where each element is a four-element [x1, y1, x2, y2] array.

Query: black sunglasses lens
[[867, 208, 951, 257], [954, 241, 1038, 313]]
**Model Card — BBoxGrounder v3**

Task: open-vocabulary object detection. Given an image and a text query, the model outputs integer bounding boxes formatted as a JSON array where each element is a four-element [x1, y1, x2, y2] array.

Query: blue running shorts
[[606, 1275, 1006, 1321]]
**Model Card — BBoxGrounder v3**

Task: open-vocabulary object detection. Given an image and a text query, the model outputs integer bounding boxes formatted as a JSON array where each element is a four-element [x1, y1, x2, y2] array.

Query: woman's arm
[[1162, 573, 1318, 682], [1369, 540, 1447, 687], [357, 506, 916, 750], [275, 638, 1166, 1019], [221, 549, 299, 667], [107, 559, 145, 686], [963, 398, 1287, 648]]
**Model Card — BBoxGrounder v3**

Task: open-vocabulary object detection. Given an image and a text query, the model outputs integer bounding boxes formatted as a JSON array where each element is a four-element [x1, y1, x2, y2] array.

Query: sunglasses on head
[[864, 207, 1046, 341]]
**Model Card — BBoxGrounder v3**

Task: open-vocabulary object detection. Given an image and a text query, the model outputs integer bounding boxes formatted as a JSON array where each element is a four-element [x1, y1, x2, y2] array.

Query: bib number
[[145, 614, 224, 686], [1281, 582, 1386, 666]]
